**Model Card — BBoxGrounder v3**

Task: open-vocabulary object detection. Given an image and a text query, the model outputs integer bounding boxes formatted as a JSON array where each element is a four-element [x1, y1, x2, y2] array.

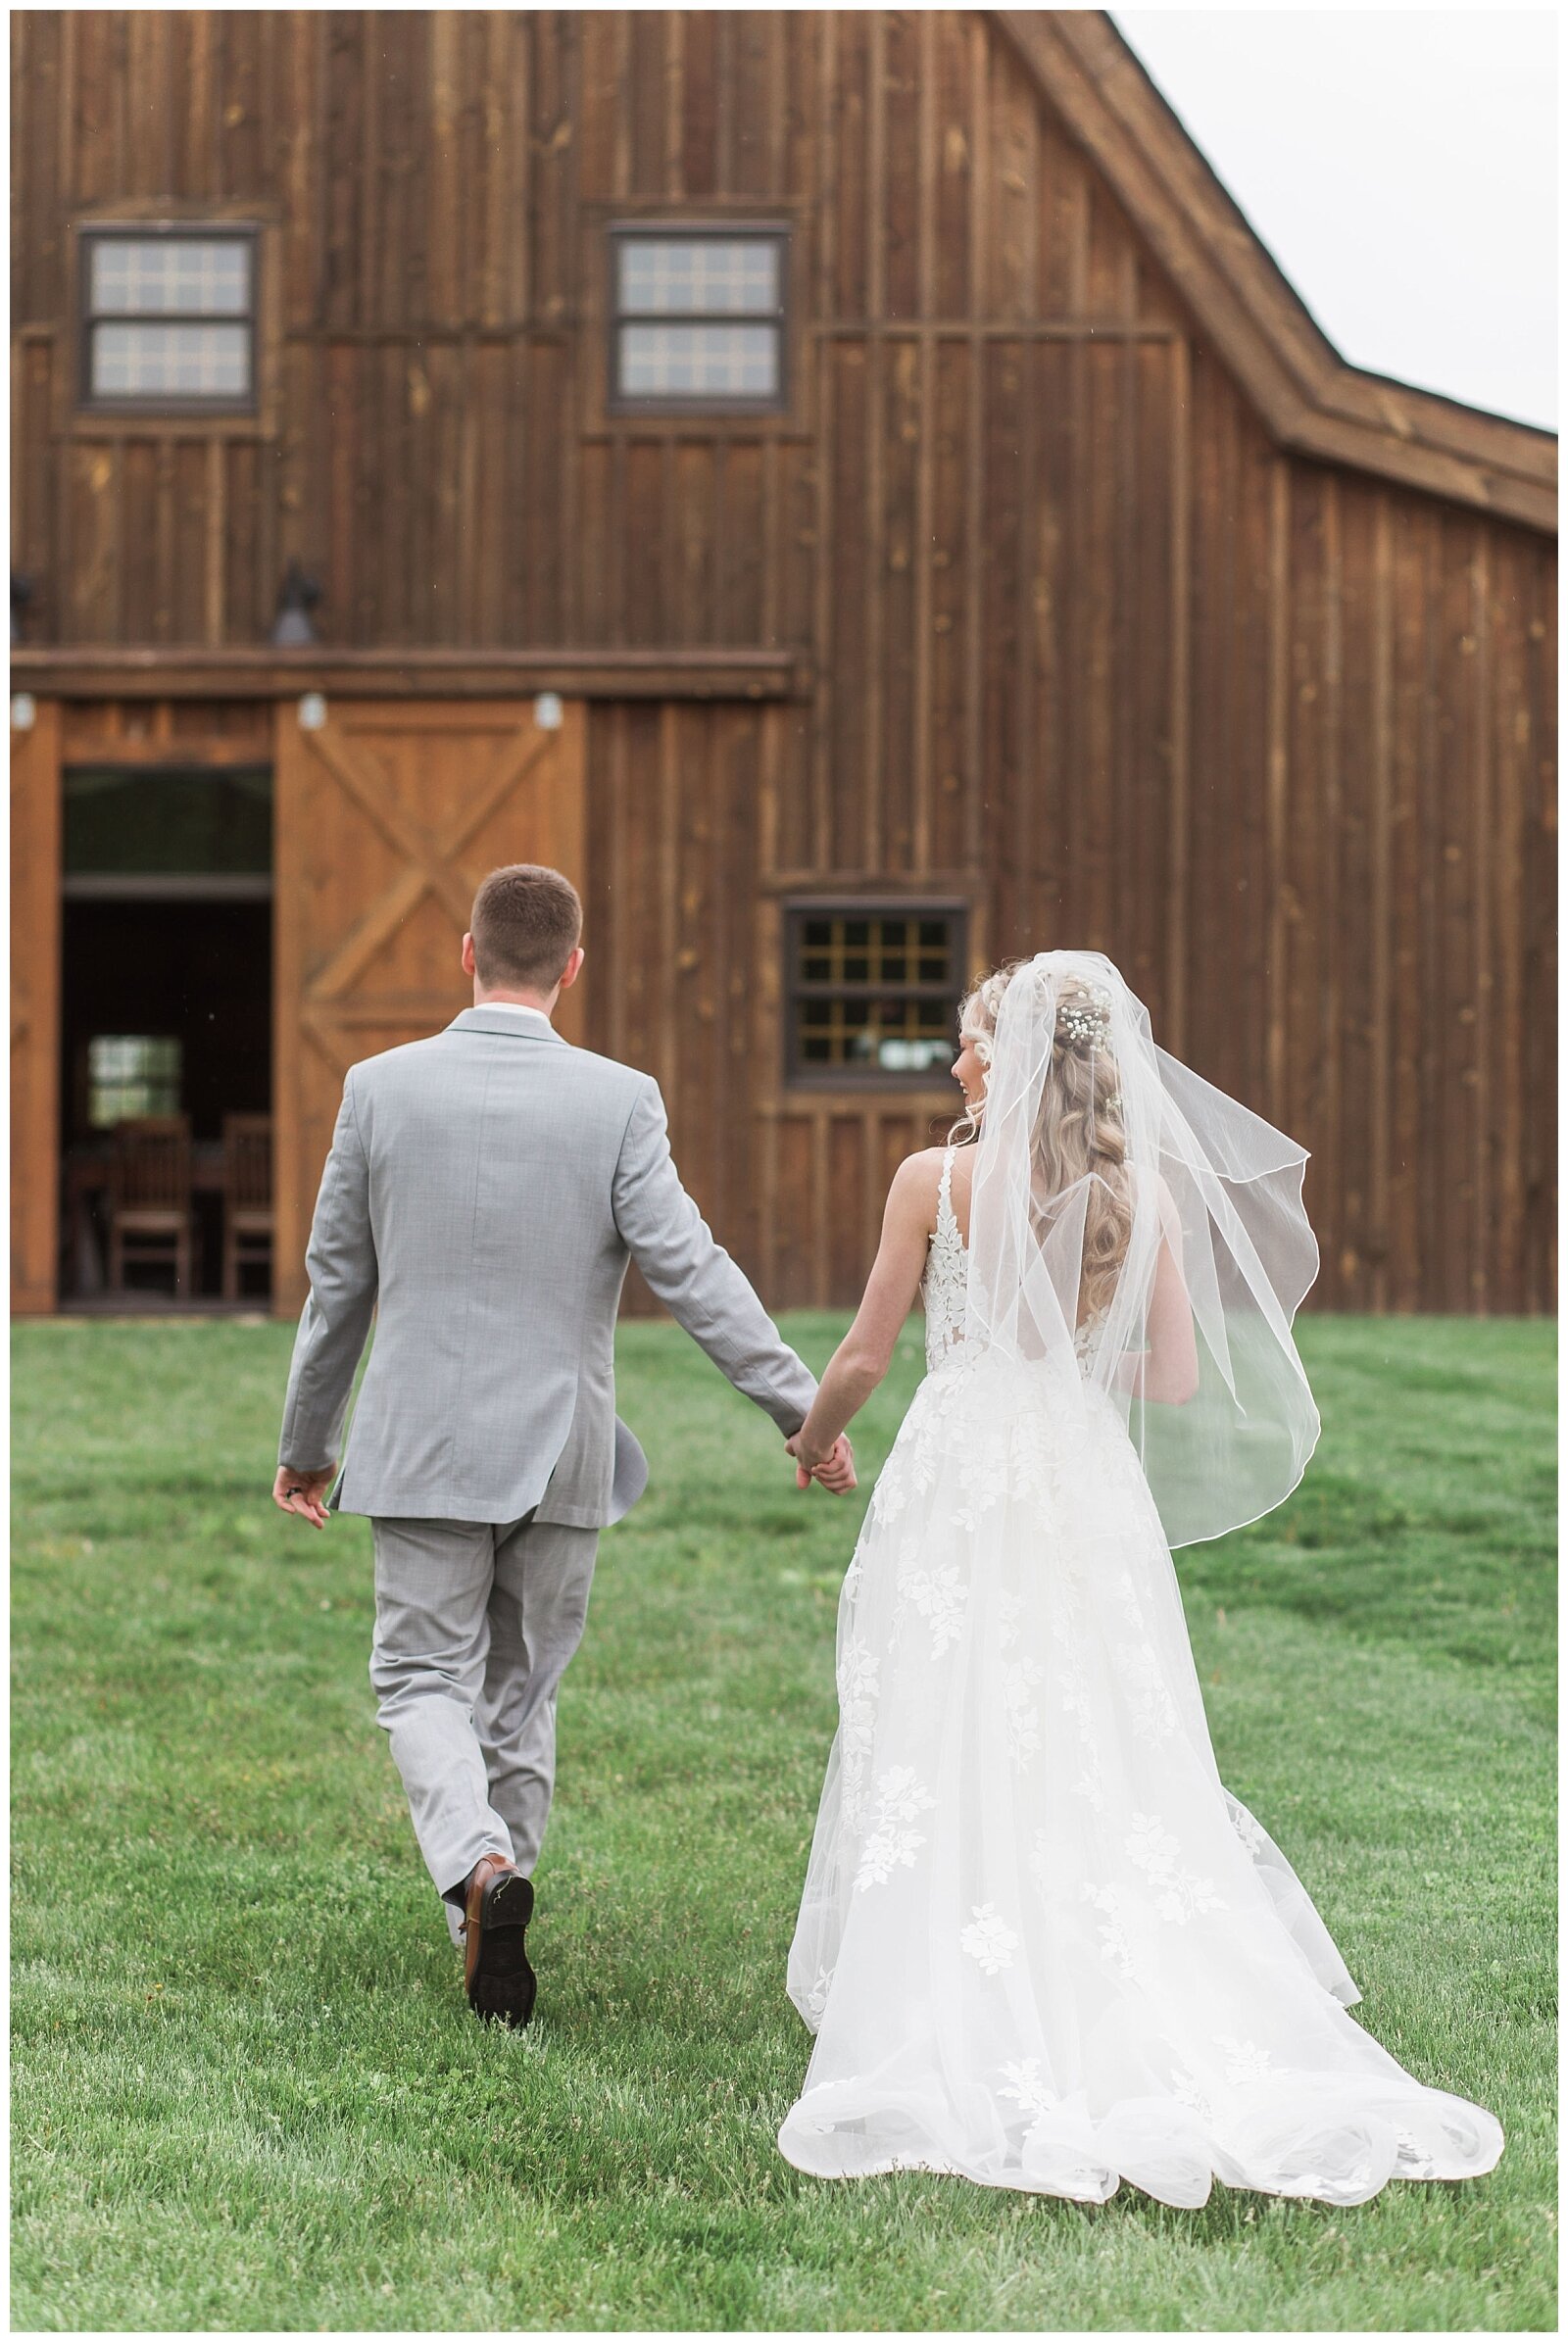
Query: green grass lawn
[[11, 1313, 1556, 2332]]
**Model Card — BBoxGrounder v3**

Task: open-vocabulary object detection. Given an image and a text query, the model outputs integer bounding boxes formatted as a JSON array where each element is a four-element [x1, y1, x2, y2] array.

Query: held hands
[[785, 1431, 857, 1495], [271, 1464, 335, 1529], [275, 1437, 856, 1519], [276, 1438, 856, 1517]]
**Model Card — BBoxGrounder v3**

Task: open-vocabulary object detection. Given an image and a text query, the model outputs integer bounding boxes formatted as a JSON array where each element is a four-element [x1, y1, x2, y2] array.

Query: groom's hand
[[272, 1464, 334, 1529]]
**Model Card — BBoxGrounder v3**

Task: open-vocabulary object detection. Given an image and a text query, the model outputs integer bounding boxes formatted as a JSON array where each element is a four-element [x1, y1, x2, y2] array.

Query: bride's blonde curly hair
[[952, 961, 1134, 1321]]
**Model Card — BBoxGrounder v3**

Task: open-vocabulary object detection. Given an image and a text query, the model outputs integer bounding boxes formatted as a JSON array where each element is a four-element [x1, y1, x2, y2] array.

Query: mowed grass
[[11, 1313, 1556, 2333]]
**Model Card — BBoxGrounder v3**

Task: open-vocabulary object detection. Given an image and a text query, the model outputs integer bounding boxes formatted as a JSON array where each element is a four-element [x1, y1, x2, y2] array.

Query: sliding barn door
[[11, 699, 62, 1315], [272, 697, 586, 1317]]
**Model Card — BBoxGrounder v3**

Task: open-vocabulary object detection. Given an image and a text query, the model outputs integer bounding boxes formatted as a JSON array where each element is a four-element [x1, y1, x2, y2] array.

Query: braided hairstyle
[[953, 962, 1133, 1322]]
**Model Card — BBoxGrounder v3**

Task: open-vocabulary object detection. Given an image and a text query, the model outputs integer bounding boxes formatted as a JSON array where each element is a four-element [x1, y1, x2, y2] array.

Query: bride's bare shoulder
[[886, 1143, 963, 1231], [887, 1144, 947, 1195]]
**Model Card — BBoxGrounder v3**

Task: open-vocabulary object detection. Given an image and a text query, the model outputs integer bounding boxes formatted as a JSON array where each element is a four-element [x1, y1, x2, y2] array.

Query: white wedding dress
[[779, 1147, 1503, 2207]]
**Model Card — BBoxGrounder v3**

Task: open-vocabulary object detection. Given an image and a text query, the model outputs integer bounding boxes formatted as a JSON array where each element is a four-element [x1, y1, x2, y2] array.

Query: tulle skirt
[[779, 1347, 1503, 2208]]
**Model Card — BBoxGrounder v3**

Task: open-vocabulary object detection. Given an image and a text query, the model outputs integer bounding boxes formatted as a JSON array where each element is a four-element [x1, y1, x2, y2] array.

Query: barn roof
[[992, 11, 1556, 533]]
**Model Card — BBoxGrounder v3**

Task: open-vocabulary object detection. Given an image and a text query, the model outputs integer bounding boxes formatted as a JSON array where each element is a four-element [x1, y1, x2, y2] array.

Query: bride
[[779, 951, 1502, 2208]]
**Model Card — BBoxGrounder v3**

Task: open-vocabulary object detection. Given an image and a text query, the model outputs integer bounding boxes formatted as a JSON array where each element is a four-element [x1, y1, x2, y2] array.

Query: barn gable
[[992, 12, 1555, 533]]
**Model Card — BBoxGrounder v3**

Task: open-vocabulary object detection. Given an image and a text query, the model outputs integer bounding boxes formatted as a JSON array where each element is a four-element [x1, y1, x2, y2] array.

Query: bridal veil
[[966, 950, 1321, 1548]]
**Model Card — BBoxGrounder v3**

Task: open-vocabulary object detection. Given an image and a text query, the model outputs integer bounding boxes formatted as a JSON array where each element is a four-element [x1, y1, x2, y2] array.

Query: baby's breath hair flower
[[1057, 982, 1113, 1048]]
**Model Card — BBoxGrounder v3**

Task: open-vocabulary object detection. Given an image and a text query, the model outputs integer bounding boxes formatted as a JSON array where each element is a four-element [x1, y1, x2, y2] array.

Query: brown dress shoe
[[461, 1854, 537, 2027]]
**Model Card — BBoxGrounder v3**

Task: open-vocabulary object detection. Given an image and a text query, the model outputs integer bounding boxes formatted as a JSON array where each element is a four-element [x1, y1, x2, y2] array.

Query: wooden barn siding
[[1120, 405, 1551, 1321], [580, 478, 1555, 1322], [8, 9, 1256, 664], [13, 10, 1556, 1314]]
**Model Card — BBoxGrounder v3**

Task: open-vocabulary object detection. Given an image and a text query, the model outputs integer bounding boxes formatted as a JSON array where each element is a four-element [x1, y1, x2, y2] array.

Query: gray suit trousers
[[369, 1512, 598, 1931]]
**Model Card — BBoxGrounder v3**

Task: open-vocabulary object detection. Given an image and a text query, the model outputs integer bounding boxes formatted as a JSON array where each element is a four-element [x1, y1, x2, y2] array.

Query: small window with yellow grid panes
[[786, 904, 967, 1085]]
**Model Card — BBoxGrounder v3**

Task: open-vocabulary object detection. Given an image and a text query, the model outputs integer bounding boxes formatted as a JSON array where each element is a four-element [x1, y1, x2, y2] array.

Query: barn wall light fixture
[[272, 560, 323, 648]]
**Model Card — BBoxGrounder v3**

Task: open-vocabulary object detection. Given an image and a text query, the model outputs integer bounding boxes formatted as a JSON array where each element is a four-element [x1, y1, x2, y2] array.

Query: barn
[[10, 9, 1557, 1323]]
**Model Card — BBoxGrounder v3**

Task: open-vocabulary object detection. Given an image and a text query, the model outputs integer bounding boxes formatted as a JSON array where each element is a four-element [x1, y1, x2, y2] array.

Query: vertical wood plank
[[426, 12, 462, 324], [216, 8, 264, 198], [1488, 532, 1525, 1310], [763, 9, 787, 198], [712, 9, 734, 196], [866, 10, 888, 325], [730, 7, 770, 198], [224, 436, 260, 644], [658, 702, 680, 1098], [879, 338, 913, 872], [679, 7, 716, 197], [881, 11, 919, 322], [1469, 526, 1492, 1310], [125, 9, 170, 196], [832, 11, 867, 320], [321, 15, 362, 332], [1164, 336, 1191, 1053], [1332, 481, 1373, 1307], [1368, 492, 1395, 1313], [810, 1107, 831, 1307], [930, 339, 968, 874], [1405, 502, 1446, 1307], [1524, 550, 1556, 1306], [203, 436, 226, 644], [828, 1116, 866, 1300], [662, 8, 685, 200], [57, 8, 79, 214], [1264, 458, 1291, 1124], [981, 338, 1024, 947], [628, 9, 665, 197], [1285, 469, 1327, 1280], [1433, 511, 1478, 1312], [830, 343, 869, 871], [963, 17, 989, 878], [1318, 473, 1345, 1302], [910, 9, 938, 876], [533, 12, 571, 318]]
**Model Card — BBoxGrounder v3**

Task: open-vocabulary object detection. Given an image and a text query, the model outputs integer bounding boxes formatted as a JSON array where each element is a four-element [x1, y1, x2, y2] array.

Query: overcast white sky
[[1111, 8, 1557, 429]]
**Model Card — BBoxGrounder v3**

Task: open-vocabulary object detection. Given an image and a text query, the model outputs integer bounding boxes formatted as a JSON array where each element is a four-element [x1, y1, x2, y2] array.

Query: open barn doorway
[[58, 759, 273, 1309]]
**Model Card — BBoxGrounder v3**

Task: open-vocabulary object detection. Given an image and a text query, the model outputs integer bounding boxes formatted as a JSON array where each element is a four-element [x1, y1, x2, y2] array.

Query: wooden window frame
[[62, 208, 279, 440], [783, 898, 970, 1093], [77, 222, 261, 418], [606, 220, 791, 419]]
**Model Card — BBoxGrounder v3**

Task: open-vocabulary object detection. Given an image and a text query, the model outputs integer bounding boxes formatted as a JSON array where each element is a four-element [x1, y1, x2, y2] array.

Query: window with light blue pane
[[611, 228, 787, 411], [81, 228, 257, 410]]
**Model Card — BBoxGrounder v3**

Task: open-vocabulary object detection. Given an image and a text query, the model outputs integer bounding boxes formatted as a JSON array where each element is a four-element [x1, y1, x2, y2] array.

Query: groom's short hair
[[470, 864, 583, 989]]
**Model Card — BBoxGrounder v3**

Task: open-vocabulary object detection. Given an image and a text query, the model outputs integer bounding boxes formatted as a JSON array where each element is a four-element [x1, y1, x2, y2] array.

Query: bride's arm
[[1110, 1190, 1200, 1405], [791, 1154, 938, 1470]]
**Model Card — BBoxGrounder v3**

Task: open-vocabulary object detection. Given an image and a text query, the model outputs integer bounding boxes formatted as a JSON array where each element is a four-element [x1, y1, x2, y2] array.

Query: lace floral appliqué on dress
[[920, 1147, 968, 1373]]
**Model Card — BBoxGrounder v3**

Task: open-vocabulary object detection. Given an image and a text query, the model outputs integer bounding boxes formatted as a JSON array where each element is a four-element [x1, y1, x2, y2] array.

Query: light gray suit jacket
[[277, 1006, 816, 1528]]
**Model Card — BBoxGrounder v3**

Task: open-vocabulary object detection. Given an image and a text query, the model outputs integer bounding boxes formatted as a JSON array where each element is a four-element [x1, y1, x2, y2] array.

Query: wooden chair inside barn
[[220, 1113, 274, 1301], [107, 1116, 194, 1300]]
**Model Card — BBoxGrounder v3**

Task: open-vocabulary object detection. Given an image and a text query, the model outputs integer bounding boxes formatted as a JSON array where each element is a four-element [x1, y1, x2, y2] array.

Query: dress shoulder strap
[[935, 1145, 957, 1230]]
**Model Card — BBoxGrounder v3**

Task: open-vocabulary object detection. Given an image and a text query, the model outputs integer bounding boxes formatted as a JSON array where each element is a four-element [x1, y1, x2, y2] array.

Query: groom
[[272, 863, 854, 2026]]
